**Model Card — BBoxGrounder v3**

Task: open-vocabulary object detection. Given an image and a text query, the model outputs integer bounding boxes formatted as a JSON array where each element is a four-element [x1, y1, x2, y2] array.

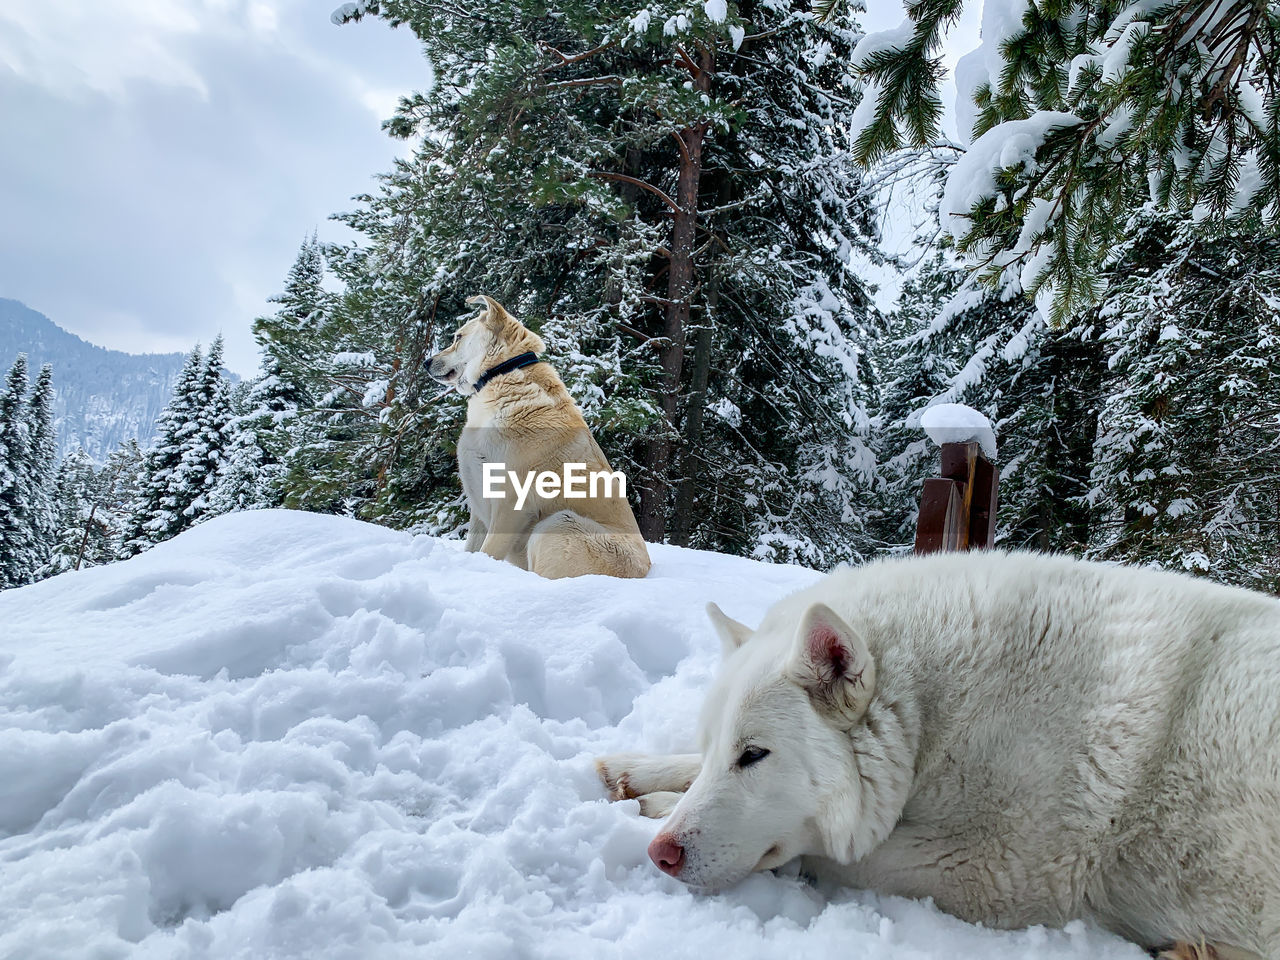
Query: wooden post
[[914, 442, 999, 555], [915, 478, 964, 553], [968, 455, 999, 549]]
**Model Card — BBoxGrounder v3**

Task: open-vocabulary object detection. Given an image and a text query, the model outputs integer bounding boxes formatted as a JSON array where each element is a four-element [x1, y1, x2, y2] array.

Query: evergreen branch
[[701, 194, 769, 215], [395, 0, 498, 26], [1200, 1, 1264, 119]]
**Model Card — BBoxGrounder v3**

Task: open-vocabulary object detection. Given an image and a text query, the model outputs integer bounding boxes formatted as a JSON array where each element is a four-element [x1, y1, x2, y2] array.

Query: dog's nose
[[648, 833, 685, 877]]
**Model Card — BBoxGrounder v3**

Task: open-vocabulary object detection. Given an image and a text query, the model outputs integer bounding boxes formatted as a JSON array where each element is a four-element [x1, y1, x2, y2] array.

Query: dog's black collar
[[473, 352, 541, 393]]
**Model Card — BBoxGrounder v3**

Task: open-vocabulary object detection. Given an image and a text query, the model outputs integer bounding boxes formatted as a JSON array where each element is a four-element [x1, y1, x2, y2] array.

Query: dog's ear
[[465, 294, 511, 332], [706, 602, 753, 656], [790, 602, 875, 725]]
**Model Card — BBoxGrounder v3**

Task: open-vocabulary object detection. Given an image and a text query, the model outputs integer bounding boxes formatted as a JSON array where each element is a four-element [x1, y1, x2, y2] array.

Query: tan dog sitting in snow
[[427, 295, 650, 580]]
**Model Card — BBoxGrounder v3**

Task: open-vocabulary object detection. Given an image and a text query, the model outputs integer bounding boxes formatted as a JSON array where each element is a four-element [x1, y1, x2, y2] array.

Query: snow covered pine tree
[[42, 447, 116, 576], [857, 0, 1279, 582], [1087, 211, 1280, 590], [121, 340, 233, 556], [206, 247, 325, 518], [23, 363, 58, 571], [0, 356, 59, 586], [849, 0, 1279, 322], [327, 0, 883, 564]]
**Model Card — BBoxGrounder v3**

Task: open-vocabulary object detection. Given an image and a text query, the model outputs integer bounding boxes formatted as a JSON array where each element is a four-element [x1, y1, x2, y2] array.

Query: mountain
[[0, 298, 190, 461]]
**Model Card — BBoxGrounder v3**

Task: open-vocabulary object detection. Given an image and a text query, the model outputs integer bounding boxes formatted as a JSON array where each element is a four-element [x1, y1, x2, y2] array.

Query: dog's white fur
[[428, 295, 650, 579], [599, 551, 1280, 958]]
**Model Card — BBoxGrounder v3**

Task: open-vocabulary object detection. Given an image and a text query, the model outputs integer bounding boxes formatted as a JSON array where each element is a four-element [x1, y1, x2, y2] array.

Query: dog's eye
[[736, 746, 770, 769]]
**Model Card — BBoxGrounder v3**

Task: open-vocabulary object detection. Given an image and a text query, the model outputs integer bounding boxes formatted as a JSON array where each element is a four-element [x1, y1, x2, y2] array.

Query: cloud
[[0, 0, 426, 375], [0, 0, 975, 377], [0, 0, 212, 100]]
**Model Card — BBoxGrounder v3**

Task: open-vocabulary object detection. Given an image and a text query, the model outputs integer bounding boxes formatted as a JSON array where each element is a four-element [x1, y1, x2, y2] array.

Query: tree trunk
[[670, 265, 716, 547], [670, 171, 731, 546], [638, 44, 713, 543], [375, 353, 403, 493], [74, 502, 98, 571]]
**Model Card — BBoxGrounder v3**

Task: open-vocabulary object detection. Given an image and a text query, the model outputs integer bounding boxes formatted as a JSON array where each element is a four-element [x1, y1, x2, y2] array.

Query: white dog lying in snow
[[598, 551, 1280, 960]]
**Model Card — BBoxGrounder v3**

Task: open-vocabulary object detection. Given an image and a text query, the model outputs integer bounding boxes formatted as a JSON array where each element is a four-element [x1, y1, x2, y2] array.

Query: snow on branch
[[331, 1, 376, 25]]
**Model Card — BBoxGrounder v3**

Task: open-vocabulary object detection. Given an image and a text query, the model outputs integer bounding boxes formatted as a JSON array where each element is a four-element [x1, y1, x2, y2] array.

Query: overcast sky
[[0, 0, 977, 377]]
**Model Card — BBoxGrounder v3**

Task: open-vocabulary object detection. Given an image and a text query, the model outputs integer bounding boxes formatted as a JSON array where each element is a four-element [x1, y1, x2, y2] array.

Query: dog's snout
[[648, 833, 685, 877], [427, 354, 453, 381]]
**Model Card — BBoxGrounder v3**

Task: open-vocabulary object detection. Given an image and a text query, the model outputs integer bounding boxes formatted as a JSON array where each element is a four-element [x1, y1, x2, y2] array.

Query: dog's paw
[[1152, 942, 1222, 960], [595, 753, 644, 801], [636, 791, 682, 820], [596, 752, 702, 802]]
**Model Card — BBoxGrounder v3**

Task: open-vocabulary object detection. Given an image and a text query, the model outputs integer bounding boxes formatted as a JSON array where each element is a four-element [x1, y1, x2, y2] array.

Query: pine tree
[[101, 440, 143, 555], [0, 355, 32, 586], [275, 280, 399, 520], [184, 336, 233, 519], [120, 341, 231, 555], [1086, 211, 1280, 590], [121, 347, 203, 555], [0, 358, 61, 585], [24, 364, 58, 570], [326, 0, 882, 562], [849, 0, 1280, 323], [250, 237, 376, 520], [208, 247, 324, 519], [254, 233, 330, 405], [42, 447, 114, 576], [206, 369, 293, 516]]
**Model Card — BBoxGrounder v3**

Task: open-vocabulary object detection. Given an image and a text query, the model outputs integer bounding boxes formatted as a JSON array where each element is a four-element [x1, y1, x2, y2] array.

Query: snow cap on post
[[919, 403, 996, 460]]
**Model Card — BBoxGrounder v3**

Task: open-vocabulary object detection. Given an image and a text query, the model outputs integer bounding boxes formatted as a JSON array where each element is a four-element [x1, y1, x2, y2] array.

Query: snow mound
[[920, 403, 998, 459], [0, 510, 1139, 958]]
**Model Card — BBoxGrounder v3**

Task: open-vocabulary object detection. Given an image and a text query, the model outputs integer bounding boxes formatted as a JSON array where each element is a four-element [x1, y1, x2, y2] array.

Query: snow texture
[[942, 112, 1081, 244], [951, 48, 987, 145], [850, 19, 915, 70], [950, 0, 1029, 143], [849, 80, 885, 146], [920, 403, 997, 458], [0, 510, 1142, 958]]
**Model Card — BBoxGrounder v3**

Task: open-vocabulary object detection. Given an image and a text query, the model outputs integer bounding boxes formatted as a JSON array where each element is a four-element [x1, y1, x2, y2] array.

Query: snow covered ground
[[0, 510, 1144, 960]]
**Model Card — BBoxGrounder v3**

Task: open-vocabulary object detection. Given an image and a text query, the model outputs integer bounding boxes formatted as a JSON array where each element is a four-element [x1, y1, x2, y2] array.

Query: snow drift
[[0, 510, 1143, 959]]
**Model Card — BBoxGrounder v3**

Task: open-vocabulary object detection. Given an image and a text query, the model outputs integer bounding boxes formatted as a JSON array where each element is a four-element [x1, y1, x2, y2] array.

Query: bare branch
[[538, 40, 616, 70], [588, 171, 682, 214]]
